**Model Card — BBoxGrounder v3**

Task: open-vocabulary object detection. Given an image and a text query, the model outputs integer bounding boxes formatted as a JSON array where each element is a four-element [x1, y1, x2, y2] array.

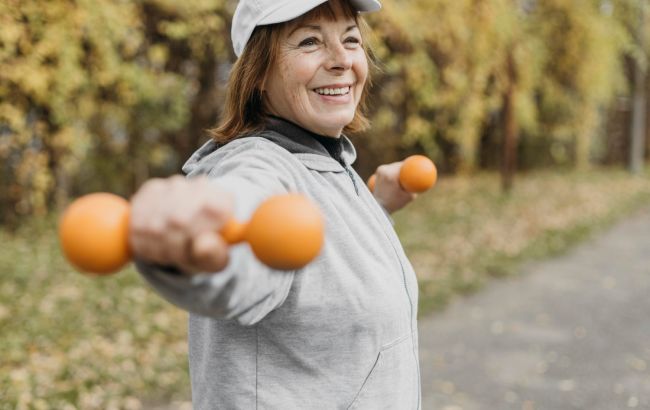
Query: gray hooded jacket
[[136, 117, 421, 409]]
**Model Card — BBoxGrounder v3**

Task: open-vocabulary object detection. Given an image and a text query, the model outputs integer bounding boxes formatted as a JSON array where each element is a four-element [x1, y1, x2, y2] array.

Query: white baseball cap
[[231, 0, 382, 57]]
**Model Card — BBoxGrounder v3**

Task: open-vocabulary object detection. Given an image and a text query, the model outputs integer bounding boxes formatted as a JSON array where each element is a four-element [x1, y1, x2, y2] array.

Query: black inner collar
[[264, 116, 345, 165]]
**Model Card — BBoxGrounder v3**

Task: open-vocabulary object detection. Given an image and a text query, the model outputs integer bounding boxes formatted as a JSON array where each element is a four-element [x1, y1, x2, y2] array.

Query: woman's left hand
[[371, 161, 417, 214]]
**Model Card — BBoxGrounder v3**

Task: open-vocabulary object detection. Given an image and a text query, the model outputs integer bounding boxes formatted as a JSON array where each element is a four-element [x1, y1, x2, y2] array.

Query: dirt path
[[418, 207, 650, 409]]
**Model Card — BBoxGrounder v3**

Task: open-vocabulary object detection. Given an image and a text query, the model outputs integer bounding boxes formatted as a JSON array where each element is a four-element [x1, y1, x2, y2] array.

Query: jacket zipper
[[344, 165, 360, 195], [343, 164, 413, 323], [344, 163, 421, 409]]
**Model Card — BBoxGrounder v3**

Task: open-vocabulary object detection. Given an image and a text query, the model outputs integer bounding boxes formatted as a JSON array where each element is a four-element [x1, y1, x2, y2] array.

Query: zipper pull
[[345, 166, 360, 196]]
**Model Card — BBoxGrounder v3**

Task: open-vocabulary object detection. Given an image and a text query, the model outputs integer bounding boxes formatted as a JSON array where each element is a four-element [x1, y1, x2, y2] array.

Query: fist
[[371, 162, 417, 214], [129, 175, 233, 274]]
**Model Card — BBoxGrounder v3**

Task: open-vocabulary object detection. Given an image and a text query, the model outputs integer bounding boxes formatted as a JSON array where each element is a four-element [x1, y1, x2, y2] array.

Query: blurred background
[[1, 0, 649, 408]]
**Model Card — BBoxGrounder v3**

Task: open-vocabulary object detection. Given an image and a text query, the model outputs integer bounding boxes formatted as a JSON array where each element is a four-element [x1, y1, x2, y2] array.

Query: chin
[[320, 112, 355, 132]]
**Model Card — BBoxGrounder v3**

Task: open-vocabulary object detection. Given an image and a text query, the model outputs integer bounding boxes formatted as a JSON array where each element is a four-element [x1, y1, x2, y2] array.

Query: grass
[[0, 221, 190, 409], [1, 167, 649, 408], [393, 168, 650, 314]]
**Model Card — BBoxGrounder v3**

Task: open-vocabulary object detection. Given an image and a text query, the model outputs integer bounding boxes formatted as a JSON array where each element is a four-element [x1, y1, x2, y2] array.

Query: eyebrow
[[289, 24, 358, 37]]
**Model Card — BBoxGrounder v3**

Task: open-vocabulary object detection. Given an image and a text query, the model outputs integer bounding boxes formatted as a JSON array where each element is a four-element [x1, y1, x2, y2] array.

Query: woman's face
[[263, 12, 368, 138]]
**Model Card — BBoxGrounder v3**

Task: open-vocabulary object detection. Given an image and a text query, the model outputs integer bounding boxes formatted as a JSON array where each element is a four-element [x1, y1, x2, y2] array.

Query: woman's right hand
[[129, 175, 234, 275]]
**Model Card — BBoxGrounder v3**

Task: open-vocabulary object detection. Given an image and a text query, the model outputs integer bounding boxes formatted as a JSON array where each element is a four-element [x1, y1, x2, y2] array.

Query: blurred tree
[[362, 0, 529, 176], [627, 0, 647, 174], [362, 0, 630, 176], [525, 0, 628, 169], [363, 0, 540, 190], [0, 0, 231, 226]]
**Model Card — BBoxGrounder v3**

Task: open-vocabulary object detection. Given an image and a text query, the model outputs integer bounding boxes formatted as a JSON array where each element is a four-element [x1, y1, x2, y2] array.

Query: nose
[[325, 42, 352, 72]]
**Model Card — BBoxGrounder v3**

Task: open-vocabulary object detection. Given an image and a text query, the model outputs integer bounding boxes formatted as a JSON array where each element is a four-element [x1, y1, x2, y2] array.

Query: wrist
[[373, 194, 394, 215]]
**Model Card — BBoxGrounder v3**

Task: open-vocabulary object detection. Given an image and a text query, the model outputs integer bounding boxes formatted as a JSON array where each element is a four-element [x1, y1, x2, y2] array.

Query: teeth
[[315, 86, 351, 96]]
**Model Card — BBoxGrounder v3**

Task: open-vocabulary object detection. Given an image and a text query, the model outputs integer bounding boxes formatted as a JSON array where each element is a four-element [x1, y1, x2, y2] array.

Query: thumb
[[189, 231, 230, 273]]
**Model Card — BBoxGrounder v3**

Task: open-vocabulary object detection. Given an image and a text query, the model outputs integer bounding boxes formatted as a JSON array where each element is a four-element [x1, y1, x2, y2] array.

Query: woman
[[131, 0, 422, 408]]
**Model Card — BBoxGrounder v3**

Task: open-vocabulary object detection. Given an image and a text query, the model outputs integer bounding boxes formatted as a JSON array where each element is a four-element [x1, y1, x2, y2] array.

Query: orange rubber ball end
[[399, 155, 437, 193], [59, 193, 131, 275], [245, 194, 324, 270], [367, 174, 377, 192]]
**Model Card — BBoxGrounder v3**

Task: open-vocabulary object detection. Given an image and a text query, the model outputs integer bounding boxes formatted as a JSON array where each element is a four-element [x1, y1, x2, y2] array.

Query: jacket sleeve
[[134, 139, 298, 326]]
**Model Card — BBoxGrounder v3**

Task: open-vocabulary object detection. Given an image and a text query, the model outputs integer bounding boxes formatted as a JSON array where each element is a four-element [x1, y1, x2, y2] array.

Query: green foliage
[[0, 0, 231, 225], [361, 0, 635, 172], [0, 0, 647, 223], [532, 0, 629, 167]]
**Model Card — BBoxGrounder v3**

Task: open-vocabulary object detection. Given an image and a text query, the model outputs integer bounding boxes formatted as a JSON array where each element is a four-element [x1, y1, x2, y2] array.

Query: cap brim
[[350, 0, 382, 13], [259, 0, 328, 25], [259, 0, 381, 25]]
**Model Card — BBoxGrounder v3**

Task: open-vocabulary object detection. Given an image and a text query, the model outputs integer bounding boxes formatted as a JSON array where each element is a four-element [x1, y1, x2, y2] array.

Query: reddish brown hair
[[209, 0, 374, 143]]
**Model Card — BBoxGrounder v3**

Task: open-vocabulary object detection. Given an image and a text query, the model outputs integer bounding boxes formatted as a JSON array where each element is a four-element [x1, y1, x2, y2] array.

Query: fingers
[[374, 162, 402, 186], [129, 175, 233, 274], [130, 178, 170, 265], [372, 161, 417, 214], [185, 231, 229, 273]]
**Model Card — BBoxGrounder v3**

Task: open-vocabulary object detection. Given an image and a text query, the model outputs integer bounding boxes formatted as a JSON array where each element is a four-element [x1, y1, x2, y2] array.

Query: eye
[[298, 37, 320, 48], [344, 36, 362, 48]]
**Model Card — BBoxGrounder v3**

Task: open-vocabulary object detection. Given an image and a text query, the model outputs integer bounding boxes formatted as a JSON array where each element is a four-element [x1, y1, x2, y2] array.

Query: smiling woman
[[130, 0, 424, 408], [211, 0, 373, 142]]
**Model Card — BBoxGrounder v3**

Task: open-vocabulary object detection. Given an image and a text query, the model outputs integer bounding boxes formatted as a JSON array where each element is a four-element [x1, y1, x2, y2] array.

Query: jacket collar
[[262, 116, 357, 167], [182, 117, 358, 175]]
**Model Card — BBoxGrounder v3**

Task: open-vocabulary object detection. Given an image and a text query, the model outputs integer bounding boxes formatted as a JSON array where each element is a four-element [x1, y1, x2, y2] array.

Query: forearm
[[135, 247, 294, 325]]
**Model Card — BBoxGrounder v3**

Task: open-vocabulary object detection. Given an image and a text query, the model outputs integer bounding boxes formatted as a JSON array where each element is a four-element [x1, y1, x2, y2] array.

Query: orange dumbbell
[[367, 155, 437, 193], [59, 193, 325, 275]]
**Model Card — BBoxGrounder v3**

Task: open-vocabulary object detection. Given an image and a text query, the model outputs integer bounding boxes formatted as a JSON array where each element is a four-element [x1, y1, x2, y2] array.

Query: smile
[[313, 86, 351, 96]]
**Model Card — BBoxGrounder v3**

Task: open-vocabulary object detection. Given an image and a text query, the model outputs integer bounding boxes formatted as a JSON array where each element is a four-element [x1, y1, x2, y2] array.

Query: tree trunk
[[575, 105, 598, 170], [629, 0, 647, 175], [502, 52, 519, 193]]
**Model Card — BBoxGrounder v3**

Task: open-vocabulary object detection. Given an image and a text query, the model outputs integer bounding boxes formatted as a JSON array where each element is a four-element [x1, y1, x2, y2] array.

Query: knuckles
[[129, 175, 231, 244], [375, 164, 389, 175], [138, 177, 167, 196]]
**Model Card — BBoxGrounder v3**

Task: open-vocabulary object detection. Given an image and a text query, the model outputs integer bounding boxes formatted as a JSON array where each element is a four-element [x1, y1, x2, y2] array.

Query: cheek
[[280, 60, 320, 115], [356, 54, 369, 84], [353, 56, 369, 100], [282, 59, 317, 93], [352, 51, 368, 76]]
